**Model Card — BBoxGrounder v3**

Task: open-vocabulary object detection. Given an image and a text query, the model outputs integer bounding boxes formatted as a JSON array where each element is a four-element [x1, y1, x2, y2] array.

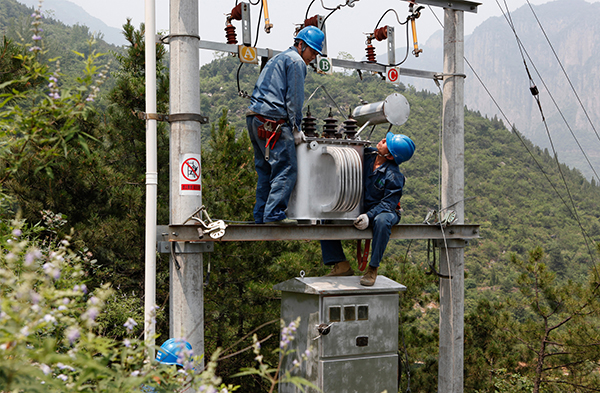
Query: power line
[[525, 0, 600, 149], [497, 0, 599, 276]]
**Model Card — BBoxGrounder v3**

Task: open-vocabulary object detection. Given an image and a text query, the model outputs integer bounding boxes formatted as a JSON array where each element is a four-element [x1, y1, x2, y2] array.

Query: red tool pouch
[[256, 115, 285, 148]]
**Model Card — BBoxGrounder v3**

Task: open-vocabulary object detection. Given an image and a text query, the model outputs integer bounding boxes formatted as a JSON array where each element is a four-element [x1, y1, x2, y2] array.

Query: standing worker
[[320, 133, 415, 286], [246, 26, 325, 225]]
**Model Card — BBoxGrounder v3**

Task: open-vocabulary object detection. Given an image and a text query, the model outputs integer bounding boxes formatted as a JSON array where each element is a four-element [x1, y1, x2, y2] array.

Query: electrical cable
[[524, 0, 600, 183], [497, 0, 599, 277], [236, 0, 264, 98], [305, 0, 317, 21], [374, 9, 409, 29], [430, 6, 598, 273]]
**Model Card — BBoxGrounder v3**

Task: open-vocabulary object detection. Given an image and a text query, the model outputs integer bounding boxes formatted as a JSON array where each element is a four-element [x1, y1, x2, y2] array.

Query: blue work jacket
[[248, 47, 307, 130], [363, 147, 405, 221]]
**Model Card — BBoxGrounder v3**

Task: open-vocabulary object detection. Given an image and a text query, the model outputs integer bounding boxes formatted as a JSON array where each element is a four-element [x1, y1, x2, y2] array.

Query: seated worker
[[246, 26, 325, 225], [320, 132, 415, 286]]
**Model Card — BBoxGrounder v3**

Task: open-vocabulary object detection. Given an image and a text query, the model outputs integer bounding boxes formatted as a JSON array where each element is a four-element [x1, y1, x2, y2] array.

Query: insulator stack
[[322, 108, 338, 138], [302, 106, 319, 137], [373, 26, 388, 41], [225, 24, 237, 45], [365, 44, 376, 63], [343, 115, 358, 139], [304, 15, 319, 27]]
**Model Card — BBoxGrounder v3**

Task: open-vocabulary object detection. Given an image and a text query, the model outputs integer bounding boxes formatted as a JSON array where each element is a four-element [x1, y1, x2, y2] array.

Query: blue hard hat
[[155, 338, 192, 366], [386, 132, 415, 164], [296, 26, 325, 55]]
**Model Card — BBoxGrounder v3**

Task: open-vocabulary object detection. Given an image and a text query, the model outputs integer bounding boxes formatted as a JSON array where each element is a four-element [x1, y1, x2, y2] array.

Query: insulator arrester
[[304, 15, 319, 28], [373, 26, 389, 42], [322, 108, 338, 138], [225, 3, 242, 45], [365, 44, 376, 63], [302, 106, 319, 137], [225, 24, 237, 45], [230, 3, 243, 21]]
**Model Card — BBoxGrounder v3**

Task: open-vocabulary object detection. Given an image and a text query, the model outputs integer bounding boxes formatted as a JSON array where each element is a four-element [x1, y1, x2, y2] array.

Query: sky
[[48, 0, 600, 66]]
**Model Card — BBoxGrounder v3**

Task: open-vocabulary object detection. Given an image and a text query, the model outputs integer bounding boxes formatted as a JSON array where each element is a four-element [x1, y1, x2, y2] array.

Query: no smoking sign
[[386, 67, 400, 84], [179, 153, 202, 195]]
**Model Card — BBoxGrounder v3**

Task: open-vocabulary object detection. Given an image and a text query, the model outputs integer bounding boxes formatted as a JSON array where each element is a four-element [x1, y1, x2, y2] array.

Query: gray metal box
[[274, 276, 406, 393]]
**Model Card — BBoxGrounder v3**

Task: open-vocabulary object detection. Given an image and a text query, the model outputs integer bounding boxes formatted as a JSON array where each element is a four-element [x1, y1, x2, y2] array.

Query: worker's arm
[[365, 170, 404, 221], [285, 57, 307, 130]]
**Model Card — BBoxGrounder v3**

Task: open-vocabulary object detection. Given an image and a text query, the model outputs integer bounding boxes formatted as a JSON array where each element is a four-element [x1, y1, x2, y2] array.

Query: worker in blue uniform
[[321, 133, 415, 286], [246, 26, 325, 225]]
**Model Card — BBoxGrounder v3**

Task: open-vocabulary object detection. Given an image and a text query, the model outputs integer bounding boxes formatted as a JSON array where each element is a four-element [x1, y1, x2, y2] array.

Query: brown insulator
[[365, 44, 376, 63], [225, 24, 237, 45], [302, 106, 319, 138], [230, 3, 243, 20], [343, 115, 358, 139], [373, 26, 388, 41], [322, 108, 338, 138], [304, 15, 319, 27]]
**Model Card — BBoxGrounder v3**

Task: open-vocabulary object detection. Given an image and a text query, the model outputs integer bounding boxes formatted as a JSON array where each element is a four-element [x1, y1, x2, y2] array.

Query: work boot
[[360, 265, 378, 286], [325, 261, 354, 277]]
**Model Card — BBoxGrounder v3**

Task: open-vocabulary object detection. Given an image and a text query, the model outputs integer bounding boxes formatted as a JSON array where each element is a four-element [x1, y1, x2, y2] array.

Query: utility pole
[[439, 8, 466, 393], [169, 0, 204, 365]]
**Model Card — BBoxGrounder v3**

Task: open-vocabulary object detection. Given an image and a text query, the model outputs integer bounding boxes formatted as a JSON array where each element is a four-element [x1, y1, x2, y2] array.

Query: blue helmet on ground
[[296, 26, 325, 55], [155, 338, 192, 366], [386, 132, 415, 164]]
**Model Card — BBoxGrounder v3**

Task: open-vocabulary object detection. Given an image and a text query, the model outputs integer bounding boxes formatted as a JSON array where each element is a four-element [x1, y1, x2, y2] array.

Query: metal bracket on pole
[[433, 239, 469, 249], [136, 112, 209, 124]]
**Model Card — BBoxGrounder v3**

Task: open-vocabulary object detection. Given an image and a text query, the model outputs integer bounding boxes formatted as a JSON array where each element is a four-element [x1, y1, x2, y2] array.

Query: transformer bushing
[[302, 106, 319, 138], [321, 108, 338, 138]]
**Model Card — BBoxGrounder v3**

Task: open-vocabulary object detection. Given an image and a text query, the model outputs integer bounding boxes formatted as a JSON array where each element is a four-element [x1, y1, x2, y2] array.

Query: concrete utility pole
[[169, 0, 204, 365], [439, 8, 466, 393]]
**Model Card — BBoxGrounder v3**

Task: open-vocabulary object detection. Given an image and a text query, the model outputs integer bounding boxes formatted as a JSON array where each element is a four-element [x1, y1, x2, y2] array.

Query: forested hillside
[[1, 1, 600, 391]]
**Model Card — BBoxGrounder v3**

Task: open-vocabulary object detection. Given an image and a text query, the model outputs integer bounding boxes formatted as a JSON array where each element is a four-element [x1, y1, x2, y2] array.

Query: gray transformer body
[[274, 276, 406, 393], [287, 138, 369, 222]]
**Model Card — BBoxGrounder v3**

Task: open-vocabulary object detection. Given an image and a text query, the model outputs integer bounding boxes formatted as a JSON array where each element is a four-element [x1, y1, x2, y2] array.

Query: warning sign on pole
[[386, 67, 400, 84], [316, 55, 332, 75], [238, 45, 258, 64], [179, 153, 202, 195]]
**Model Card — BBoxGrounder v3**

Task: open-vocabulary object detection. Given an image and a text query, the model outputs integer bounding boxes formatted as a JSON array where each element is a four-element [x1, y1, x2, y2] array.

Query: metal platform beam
[[163, 224, 479, 243], [403, 0, 481, 13]]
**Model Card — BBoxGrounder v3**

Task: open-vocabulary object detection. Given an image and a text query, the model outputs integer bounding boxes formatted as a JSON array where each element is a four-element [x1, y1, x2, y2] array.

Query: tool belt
[[256, 115, 286, 150]]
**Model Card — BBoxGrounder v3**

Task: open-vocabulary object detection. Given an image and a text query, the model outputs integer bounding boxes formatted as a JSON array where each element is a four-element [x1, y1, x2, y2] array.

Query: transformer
[[274, 276, 406, 393], [287, 138, 368, 222]]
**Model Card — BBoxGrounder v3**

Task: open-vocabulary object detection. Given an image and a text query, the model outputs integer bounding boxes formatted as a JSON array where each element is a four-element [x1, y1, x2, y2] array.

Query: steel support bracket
[[433, 238, 469, 248], [136, 111, 209, 124], [157, 241, 214, 254]]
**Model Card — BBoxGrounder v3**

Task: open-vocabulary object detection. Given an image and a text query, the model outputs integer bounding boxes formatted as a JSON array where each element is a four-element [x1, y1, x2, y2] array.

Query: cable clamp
[[157, 33, 201, 44], [184, 206, 227, 240], [135, 112, 209, 124], [434, 73, 467, 80]]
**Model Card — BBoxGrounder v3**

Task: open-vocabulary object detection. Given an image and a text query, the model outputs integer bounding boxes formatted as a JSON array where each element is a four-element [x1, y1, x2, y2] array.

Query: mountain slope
[[16, 0, 125, 45], [404, 0, 600, 181]]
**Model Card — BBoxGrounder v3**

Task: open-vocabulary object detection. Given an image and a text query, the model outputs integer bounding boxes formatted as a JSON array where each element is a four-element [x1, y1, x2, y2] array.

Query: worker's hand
[[353, 214, 369, 230], [293, 127, 305, 145]]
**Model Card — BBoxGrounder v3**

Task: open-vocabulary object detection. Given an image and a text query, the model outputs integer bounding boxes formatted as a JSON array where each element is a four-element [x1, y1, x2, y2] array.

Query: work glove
[[293, 126, 305, 145], [353, 214, 369, 230]]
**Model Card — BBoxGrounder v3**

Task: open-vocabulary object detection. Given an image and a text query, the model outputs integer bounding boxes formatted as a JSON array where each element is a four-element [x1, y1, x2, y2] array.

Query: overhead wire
[[524, 0, 600, 183], [236, 0, 264, 98], [496, 0, 599, 276]]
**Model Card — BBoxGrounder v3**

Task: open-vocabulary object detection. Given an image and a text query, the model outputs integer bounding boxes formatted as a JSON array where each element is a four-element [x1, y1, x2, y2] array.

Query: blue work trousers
[[246, 115, 297, 224], [320, 212, 400, 268]]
